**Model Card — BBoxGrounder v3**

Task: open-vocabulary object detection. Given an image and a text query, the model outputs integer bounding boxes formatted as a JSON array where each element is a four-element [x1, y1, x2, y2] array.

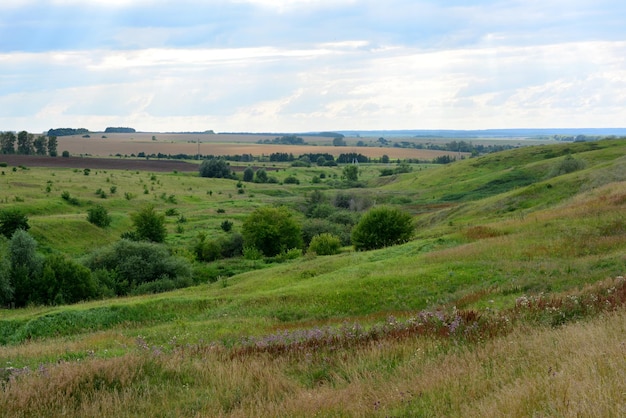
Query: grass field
[[0, 137, 625, 416]]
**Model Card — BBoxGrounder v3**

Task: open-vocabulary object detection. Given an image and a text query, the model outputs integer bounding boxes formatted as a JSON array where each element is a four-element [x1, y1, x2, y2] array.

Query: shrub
[[308, 233, 342, 255], [242, 206, 302, 257], [0, 209, 29, 238], [36, 254, 98, 305], [87, 204, 112, 228], [129, 205, 166, 243], [548, 155, 586, 178], [284, 175, 300, 184], [254, 168, 268, 183], [221, 220, 233, 232], [243, 166, 254, 182], [165, 208, 179, 216], [83, 239, 192, 296], [62, 150, 70, 157], [351, 206, 414, 251]]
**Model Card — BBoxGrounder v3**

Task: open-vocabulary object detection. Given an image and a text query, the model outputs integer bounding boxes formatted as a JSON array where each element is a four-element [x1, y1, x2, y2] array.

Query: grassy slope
[[1, 138, 626, 416]]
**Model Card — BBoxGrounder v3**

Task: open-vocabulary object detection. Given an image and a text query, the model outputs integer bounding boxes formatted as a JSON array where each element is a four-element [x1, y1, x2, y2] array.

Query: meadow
[[0, 137, 625, 416]]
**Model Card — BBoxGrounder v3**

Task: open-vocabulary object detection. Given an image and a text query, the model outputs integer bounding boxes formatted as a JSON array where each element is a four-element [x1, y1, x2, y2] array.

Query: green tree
[[0, 132, 16, 154], [87, 204, 112, 228], [333, 137, 347, 146], [342, 164, 359, 182], [0, 244, 13, 306], [0, 209, 30, 238], [35, 254, 98, 305], [33, 135, 47, 155], [243, 166, 254, 182], [351, 206, 413, 251], [199, 158, 231, 178], [242, 206, 303, 257], [47, 135, 58, 156], [130, 205, 167, 243], [16, 131, 34, 155], [255, 168, 268, 183], [9, 230, 43, 307]]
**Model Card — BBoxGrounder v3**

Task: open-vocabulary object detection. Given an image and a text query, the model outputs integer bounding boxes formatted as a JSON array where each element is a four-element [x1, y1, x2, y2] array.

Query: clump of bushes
[[83, 239, 192, 296], [308, 233, 342, 255]]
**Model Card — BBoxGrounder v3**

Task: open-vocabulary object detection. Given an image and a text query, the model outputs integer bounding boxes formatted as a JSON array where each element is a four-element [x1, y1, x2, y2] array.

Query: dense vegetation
[[0, 137, 625, 416]]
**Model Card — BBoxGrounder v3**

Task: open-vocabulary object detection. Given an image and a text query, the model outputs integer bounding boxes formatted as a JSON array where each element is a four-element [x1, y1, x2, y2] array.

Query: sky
[[1, 0, 625, 133]]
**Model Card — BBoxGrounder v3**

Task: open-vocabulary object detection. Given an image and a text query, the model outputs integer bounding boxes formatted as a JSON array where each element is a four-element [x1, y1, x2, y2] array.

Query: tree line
[[0, 131, 58, 156]]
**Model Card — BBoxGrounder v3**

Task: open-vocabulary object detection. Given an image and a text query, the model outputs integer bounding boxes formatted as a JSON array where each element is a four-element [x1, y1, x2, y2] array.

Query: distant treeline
[[47, 128, 89, 137], [104, 127, 136, 133]]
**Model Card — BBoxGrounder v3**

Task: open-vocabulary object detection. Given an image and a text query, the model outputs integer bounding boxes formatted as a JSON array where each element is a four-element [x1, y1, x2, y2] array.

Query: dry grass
[[2, 301, 626, 417]]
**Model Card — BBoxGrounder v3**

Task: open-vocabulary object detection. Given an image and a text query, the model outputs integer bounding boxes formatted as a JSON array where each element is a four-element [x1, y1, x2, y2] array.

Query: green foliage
[[0, 131, 16, 154], [87, 204, 112, 228], [0, 209, 30, 238], [130, 205, 167, 243], [9, 230, 43, 307], [342, 164, 359, 182], [243, 166, 254, 182], [47, 135, 58, 157], [351, 206, 414, 251], [199, 158, 232, 178], [221, 220, 233, 232], [284, 175, 300, 184], [33, 135, 47, 155], [255, 168, 268, 183], [548, 155, 586, 178], [0, 243, 13, 306], [194, 230, 245, 262], [83, 239, 192, 296], [61, 150, 70, 157], [16, 131, 34, 155], [35, 254, 98, 305], [242, 206, 303, 257], [308, 233, 342, 255]]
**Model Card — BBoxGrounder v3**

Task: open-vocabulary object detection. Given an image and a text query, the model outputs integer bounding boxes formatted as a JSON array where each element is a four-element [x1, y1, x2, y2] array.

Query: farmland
[[55, 132, 468, 160], [0, 137, 625, 416]]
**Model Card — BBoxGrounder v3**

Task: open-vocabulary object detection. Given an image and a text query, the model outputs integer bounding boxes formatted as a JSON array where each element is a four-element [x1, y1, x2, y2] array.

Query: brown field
[[56, 133, 466, 160]]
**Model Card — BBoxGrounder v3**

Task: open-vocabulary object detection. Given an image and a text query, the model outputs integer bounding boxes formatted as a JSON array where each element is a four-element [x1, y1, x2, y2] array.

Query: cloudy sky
[[1, 0, 625, 133]]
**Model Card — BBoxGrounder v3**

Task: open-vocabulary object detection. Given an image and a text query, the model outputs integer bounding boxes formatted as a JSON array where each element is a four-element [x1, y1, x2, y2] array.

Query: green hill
[[1, 138, 626, 416]]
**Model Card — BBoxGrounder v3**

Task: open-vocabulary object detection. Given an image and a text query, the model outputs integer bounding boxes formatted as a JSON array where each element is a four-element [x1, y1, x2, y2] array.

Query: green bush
[[129, 205, 167, 243], [548, 155, 586, 178], [351, 206, 414, 251], [87, 204, 111, 228], [242, 206, 303, 257], [0, 209, 29, 238], [221, 220, 233, 232], [243, 166, 254, 182], [308, 233, 342, 255], [83, 239, 192, 296]]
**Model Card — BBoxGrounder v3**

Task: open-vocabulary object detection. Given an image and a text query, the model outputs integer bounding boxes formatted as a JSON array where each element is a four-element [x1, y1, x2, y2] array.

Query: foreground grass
[[2, 287, 625, 417]]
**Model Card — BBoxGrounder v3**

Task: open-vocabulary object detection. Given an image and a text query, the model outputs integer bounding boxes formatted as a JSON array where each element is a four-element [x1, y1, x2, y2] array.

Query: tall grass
[[2, 285, 625, 417]]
